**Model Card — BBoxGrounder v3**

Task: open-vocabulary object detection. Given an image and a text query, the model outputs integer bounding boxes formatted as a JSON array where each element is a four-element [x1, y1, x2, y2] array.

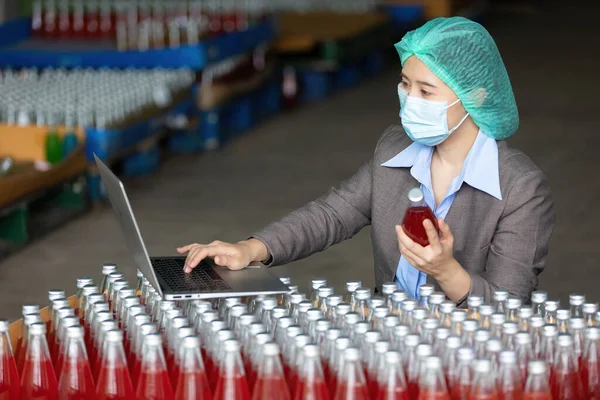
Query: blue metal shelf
[[0, 17, 275, 69]]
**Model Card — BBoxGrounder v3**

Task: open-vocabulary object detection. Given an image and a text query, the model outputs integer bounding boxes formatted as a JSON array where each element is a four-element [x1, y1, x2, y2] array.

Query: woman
[[177, 17, 555, 306]]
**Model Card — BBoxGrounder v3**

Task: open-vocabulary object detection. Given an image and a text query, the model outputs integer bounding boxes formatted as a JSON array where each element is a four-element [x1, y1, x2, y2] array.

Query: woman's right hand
[[177, 238, 269, 273]]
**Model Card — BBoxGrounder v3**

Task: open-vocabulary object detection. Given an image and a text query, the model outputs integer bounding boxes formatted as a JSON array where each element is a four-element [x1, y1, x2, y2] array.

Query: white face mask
[[398, 86, 470, 146]]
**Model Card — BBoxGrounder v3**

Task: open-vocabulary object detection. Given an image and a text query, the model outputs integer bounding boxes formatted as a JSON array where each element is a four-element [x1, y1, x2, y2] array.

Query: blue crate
[[385, 5, 425, 26], [86, 172, 106, 202], [122, 145, 160, 177], [361, 50, 385, 77], [299, 69, 333, 104], [0, 18, 275, 69], [334, 64, 362, 90], [85, 118, 154, 162]]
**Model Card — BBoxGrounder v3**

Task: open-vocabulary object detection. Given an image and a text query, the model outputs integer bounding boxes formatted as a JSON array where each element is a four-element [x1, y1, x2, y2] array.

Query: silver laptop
[[94, 154, 290, 300]]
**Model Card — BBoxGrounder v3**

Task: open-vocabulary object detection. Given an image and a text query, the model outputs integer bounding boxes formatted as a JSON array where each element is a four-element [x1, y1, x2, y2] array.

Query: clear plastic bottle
[[381, 283, 398, 311], [479, 304, 494, 330], [501, 322, 518, 351], [294, 344, 329, 400], [247, 333, 271, 392], [449, 347, 474, 400], [493, 290, 509, 315], [461, 319, 478, 348], [54, 316, 81, 378], [334, 347, 369, 400], [419, 284, 435, 311], [581, 326, 600, 399], [344, 281, 362, 306], [421, 318, 439, 345], [583, 302, 599, 327], [330, 337, 351, 397], [74, 277, 94, 316], [544, 301, 559, 325], [392, 325, 410, 354], [523, 360, 552, 400], [96, 329, 135, 400], [214, 339, 251, 400], [514, 332, 534, 384], [307, 309, 325, 340], [473, 329, 490, 359], [297, 302, 314, 331], [376, 350, 409, 400], [173, 336, 210, 400], [252, 342, 290, 400], [470, 358, 500, 400], [100, 264, 118, 298], [497, 350, 523, 400], [334, 304, 352, 330], [391, 291, 409, 317], [540, 324, 558, 369], [325, 295, 343, 322], [354, 289, 371, 321], [310, 279, 327, 307], [401, 299, 418, 327], [569, 294, 585, 319], [371, 307, 391, 332], [367, 341, 390, 398], [20, 322, 58, 399], [442, 336, 461, 384], [518, 307, 533, 332], [428, 292, 445, 320], [551, 334, 585, 400], [93, 320, 118, 380], [450, 310, 467, 337], [0, 319, 19, 399], [485, 339, 502, 378], [569, 318, 586, 365], [432, 327, 451, 358], [418, 356, 450, 400], [412, 308, 428, 335], [467, 295, 484, 321], [530, 316, 545, 358], [361, 331, 382, 367], [490, 313, 506, 339], [315, 320, 332, 352], [323, 329, 342, 384], [408, 344, 432, 399], [47, 297, 69, 339], [210, 330, 236, 391], [505, 297, 522, 323], [530, 291, 547, 317], [350, 321, 370, 348], [556, 309, 571, 334], [316, 287, 334, 313], [291, 335, 312, 395], [57, 326, 95, 399]]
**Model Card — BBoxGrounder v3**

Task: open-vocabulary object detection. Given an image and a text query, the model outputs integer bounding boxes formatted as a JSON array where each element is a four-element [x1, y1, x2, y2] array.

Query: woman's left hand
[[395, 218, 458, 281]]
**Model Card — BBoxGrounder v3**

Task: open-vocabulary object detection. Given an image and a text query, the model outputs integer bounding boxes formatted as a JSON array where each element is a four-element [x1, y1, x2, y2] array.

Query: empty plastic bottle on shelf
[[0, 319, 19, 400], [20, 322, 58, 400]]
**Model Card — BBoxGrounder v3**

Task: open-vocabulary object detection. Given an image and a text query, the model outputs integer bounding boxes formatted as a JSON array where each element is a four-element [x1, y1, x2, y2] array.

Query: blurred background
[[0, 0, 598, 321]]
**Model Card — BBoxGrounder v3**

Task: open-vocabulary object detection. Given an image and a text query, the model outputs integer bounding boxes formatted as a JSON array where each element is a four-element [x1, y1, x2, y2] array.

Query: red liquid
[[213, 374, 251, 400], [170, 363, 180, 390], [329, 375, 338, 400], [55, 350, 65, 380], [57, 359, 95, 399], [499, 389, 524, 400], [333, 381, 370, 400], [289, 369, 298, 396], [95, 363, 135, 400], [174, 370, 212, 400], [132, 358, 142, 388], [12, 338, 22, 370], [369, 375, 380, 400], [581, 361, 600, 399], [402, 206, 438, 247], [551, 371, 585, 400], [253, 376, 291, 399], [468, 394, 499, 400], [0, 353, 20, 399], [522, 394, 552, 400], [450, 382, 470, 400], [295, 377, 330, 400], [136, 368, 174, 400], [418, 390, 451, 400], [377, 385, 410, 400], [408, 381, 420, 400], [20, 358, 58, 400]]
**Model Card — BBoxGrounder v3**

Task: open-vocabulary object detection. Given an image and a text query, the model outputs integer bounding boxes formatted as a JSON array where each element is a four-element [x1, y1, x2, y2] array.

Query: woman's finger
[[401, 250, 425, 270], [185, 244, 230, 271], [439, 218, 454, 242], [396, 225, 417, 251], [177, 244, 196, 253], [423, 219, 441, 250]]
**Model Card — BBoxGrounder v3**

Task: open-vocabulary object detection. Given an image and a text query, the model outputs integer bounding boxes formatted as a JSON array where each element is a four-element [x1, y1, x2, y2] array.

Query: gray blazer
[[252, 125, 556, 306]]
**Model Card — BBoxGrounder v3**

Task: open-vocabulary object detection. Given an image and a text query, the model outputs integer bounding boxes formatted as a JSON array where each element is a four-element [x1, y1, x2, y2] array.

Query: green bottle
[[45, 130, 63, 165]]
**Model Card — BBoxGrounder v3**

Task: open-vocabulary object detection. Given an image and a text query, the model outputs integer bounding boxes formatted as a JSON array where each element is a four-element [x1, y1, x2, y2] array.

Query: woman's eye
[[421, 89, 431, 96], [400, 81, 408, 88]]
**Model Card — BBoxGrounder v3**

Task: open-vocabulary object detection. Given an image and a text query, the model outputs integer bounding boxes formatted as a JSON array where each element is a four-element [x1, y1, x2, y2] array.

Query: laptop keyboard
[[152, 258, 232, 293]]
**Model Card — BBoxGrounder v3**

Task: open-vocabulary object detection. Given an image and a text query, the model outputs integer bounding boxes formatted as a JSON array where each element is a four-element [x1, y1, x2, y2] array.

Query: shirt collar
[[381, 131, 502, 200]]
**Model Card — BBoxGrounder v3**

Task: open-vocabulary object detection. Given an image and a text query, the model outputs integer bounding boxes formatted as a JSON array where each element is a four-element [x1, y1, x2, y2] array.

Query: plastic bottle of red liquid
[[16, 310, 42, 374], [294, 344, 330, 400], [581, 326, 600, 399], [539, 324, 557, 382], [402, 188, 439, 247], [98, 0, 114, 37], [418, 356, 451, 400], [47, 292, 66, 334], [53, 316, 80, 378], [523, 360, 552, 400], [334, 347, 370, 400], [497, 350, 523, 400], [408, 343, 432, 400], [214, 339, 251, 400], [85, 0, 100, 38], [93, 320, 118, 381], [514, 332, 534, 385], [289, 335, 311, 395], [170, 326, 196, 389], [32, 0, 45, 36], [20, 322, 58, 400], [131, 323, 158, 388], [449, 347, 474, 400], [174, 336, 212, 400], [95, 329, 135, 400], [136, 333, 174, 400], [468, 359, 499, 400], [367, 341, 390, 399], [57, 0, 72, 37], [43, 0, 59, 37], [252, 342, 290, 400], [57, 326, 95, 400], [330, 336, 352, 399], [211, 329, 236, 393], [376, 350, 409, 400], [0, 319, 20, 399], [551, 334, 585, 400]]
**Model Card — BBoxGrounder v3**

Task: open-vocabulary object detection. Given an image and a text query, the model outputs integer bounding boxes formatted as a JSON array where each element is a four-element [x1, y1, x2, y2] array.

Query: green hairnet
[[395, 17, 518, 140]]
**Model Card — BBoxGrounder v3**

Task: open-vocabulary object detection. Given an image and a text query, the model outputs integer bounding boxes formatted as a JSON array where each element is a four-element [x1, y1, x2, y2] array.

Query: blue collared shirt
[[381, 130, 503, 299]]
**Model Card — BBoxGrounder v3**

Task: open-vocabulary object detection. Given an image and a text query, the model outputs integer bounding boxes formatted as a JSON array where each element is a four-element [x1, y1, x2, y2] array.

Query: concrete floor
[[1, 1, 599, 320]]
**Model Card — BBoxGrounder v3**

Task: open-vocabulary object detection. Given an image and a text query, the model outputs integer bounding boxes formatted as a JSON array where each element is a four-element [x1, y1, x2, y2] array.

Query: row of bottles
[[1, 266, 599, 399], [0, 67, 195, 130]]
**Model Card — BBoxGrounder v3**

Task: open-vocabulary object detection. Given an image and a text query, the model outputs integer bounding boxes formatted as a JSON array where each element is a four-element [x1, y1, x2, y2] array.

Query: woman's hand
[[396, 218, 470, 301], [177, 238, 269, 273]]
